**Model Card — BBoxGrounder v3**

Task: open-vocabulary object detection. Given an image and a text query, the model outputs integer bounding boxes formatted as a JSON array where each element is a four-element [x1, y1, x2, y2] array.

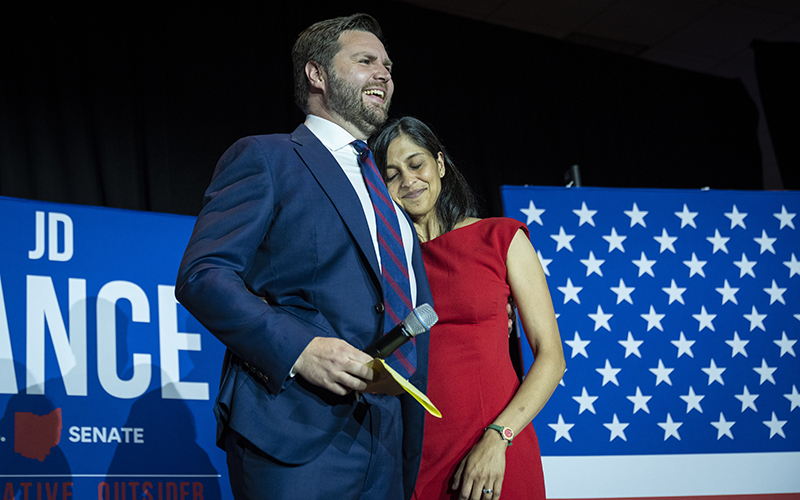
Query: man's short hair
[[292, 13, 384, 112]]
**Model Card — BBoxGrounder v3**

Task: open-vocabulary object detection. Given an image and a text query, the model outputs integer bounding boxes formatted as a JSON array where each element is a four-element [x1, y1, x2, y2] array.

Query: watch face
[[503, 428, 513, 440]]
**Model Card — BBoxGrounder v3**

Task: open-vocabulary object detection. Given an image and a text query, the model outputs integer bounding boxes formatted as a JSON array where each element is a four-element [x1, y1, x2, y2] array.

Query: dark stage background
[[1, 3, 797, 218]]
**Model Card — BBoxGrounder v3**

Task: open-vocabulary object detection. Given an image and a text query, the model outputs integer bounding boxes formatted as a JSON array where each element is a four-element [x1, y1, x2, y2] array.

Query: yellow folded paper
[[367, 359, 441, 418]]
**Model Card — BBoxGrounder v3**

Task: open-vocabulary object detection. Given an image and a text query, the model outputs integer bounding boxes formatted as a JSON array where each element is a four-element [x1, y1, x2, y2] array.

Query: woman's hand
[[451, 430, 508, 500]]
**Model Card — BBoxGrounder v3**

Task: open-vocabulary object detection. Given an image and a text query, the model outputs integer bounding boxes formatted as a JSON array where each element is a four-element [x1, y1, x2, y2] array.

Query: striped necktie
[[352, 139, 416, 377]]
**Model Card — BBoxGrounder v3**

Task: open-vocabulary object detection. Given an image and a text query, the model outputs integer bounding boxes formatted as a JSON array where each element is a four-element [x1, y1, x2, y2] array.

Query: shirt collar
[[305, 115, 358, 153]]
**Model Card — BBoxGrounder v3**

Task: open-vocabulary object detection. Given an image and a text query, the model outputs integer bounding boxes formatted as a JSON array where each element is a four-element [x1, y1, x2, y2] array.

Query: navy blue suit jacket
[[176, 124, 432, 497]]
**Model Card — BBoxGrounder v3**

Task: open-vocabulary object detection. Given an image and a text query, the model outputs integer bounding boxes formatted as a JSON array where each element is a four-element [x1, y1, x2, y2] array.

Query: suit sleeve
[[175, 136, 328, 395]]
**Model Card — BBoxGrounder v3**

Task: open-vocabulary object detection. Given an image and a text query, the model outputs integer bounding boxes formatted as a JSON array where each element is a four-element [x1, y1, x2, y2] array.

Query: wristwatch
[[485, 424, 514, 446]]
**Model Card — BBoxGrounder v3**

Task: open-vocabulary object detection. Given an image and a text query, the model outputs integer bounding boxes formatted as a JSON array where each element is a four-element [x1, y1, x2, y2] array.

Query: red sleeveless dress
[[413, 218, 546, 499]]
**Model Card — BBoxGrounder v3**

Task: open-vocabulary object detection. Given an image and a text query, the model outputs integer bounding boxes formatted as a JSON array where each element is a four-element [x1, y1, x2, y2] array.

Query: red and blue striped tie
[[352, 140, 416, 378]]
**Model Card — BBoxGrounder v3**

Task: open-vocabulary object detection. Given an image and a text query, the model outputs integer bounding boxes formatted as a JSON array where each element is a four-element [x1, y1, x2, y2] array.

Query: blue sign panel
[[0, 196, 231, 500]]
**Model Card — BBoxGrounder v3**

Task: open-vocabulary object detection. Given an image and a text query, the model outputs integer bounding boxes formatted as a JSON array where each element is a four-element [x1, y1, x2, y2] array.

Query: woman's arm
[[452, 228, 565, 500], [498, 228, 566, 428]]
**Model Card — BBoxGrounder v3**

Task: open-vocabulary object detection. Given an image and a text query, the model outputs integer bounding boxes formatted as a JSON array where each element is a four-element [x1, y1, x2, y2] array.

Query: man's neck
[[307, 108, 369, 141]]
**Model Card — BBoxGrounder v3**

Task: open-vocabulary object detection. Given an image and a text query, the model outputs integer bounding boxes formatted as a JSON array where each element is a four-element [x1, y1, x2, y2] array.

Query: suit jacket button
[[375, 303, 385, 313]]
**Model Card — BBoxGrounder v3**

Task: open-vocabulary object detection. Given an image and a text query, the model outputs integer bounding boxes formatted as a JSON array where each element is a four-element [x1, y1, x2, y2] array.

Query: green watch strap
[[485, 424, 514, 445]]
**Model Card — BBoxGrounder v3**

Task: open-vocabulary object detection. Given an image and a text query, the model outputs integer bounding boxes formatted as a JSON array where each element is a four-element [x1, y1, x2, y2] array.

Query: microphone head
[[403, 303, 438, 337]]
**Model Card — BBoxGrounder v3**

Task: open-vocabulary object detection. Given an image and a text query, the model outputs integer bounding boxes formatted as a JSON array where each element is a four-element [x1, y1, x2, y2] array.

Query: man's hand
[[293, 337, 375, 396], [363, 359, 405, 396], [507, 296, 517, 336]]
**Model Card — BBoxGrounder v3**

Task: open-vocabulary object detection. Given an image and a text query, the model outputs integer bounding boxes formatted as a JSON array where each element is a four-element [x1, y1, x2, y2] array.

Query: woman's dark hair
[[370, 116, 479, 234]]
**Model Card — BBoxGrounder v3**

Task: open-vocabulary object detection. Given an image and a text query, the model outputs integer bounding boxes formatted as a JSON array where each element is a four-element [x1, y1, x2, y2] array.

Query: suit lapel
[[291, 124, 382, 284]]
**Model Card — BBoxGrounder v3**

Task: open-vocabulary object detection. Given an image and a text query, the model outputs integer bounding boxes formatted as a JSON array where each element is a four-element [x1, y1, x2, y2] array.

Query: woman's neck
[[413, 212, 442, 243]]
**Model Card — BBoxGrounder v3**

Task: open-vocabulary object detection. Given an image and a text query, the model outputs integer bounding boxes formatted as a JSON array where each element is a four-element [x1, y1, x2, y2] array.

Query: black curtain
[[1, 2, 763, 217], [753, 40, 800, 191]]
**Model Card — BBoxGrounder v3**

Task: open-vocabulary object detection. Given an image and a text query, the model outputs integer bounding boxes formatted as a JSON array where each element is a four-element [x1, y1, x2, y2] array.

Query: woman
[[371, 117, 565, 500]]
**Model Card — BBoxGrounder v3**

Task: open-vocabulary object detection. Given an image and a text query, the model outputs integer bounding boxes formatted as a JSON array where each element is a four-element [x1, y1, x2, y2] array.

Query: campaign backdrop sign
[[502, 186, 800, 499], [0, 196, 231, 500], [6, 188, 800, 500]]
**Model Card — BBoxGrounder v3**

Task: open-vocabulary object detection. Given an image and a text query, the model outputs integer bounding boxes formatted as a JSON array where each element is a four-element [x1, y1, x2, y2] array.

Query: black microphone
[[364, 303, 438, 359]]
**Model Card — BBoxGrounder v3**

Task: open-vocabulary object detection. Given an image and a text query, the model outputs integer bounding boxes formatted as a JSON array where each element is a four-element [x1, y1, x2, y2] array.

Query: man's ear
[[305, 61, 326, 92]]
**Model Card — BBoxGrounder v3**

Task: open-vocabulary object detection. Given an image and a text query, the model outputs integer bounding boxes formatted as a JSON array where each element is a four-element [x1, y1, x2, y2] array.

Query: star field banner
[[0, 196, 232, 500], [502, 186, 800, 499]]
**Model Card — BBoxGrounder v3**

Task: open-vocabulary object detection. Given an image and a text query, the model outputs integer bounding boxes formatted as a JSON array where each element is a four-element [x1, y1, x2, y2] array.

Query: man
[[175, 13, 432, 500]]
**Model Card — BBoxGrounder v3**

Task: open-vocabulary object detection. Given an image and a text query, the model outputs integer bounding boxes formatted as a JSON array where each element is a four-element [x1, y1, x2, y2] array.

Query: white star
[[550, 226, 575, 252], [702, 359, 726, 386], [744, 305, 767, 332], [662, 279, 686, 305], [784, 253, 800, 278], [675, 204, 698, 228], [521, 200, 545, 225], [548, 414, 574, 442], [785, 385, 800, 411], [604, 414, 629, 442], [573, 386, 598, 414], [565, 331, 590, 358], [754, 358, 777, 385], [602, 227, 626, 253], [596, 359, 621, 386], [632, 252, 656, 277], [589, 305, 613, 332], [654, 228, 677, 253], [611, 278, 635, 305], [725, 205, 748, 229], [641, 305, 665, 332], [775, 332, 797, 357], [680, 386, 704, 413], [683, 253, 707, 278], [774, 205, 796, 229], [716, 279, 739, 305], [754, 230, 777, 254], [693, 306, 716, 332], [671, 332, 695, 358], [725, 332, 749, 358], [763, 412, 787, 438], [706, 229, 730, 254], [573, 202, 597, 227], [735, 386, 758, 412], [763, 280, 787, 305], [619, 331, 643, 358], [733, 253, 757, 278], [558, 278, 582, 305], [711, 413, 735, 440], [658, 413, 682, 441], [649, 359, 674, 386], [624, 202, 648, 228], [627, 386, 652, 414], [580, 251, 604, 277], [536, 250, 552, 276]]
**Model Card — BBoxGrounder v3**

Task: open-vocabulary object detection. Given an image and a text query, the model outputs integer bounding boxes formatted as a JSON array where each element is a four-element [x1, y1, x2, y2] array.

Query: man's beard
[[327, 70, 390, 136]]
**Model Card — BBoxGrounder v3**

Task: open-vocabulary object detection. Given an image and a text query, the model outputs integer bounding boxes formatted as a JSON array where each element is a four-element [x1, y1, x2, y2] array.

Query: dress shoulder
[[471, 217, 529, 254], [481, 217, 529, 238], [434, 218, 529, 264]]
